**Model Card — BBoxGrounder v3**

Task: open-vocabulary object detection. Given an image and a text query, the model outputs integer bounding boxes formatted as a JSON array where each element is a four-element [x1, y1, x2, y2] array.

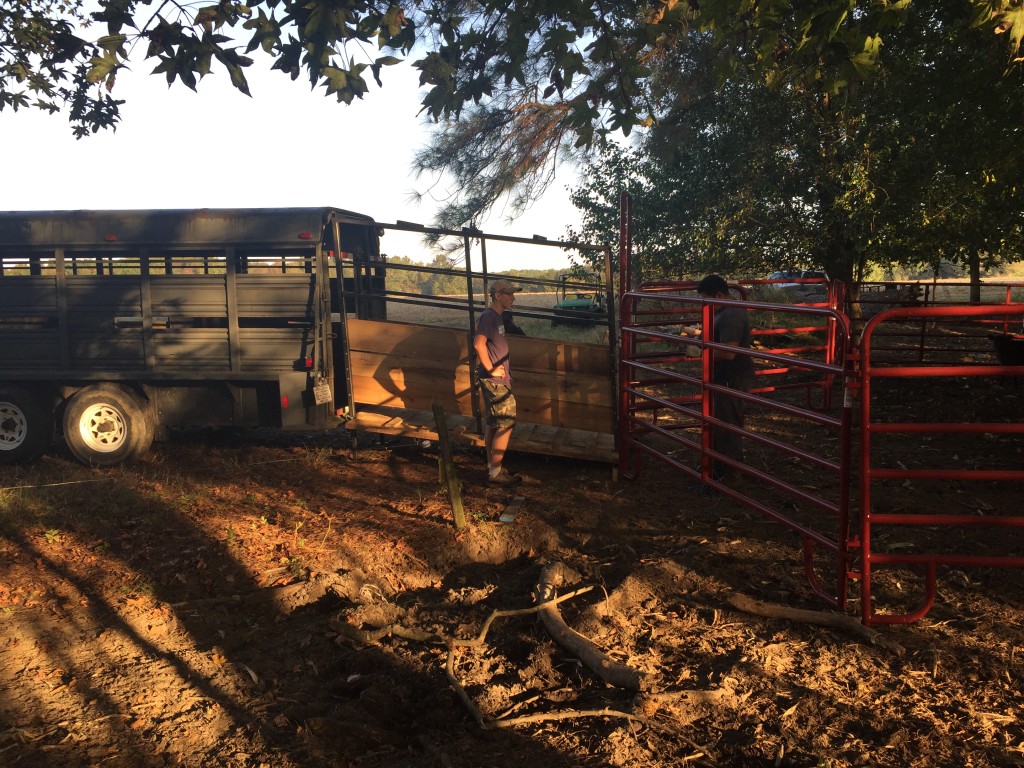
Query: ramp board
[[345, 405, 617, 464], [343, 319, 617, 462]]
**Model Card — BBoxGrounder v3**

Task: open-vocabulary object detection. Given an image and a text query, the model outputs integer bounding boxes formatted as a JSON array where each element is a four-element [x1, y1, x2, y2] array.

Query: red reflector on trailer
[[104, 234, 118, 242], [298, 231, 314, 240], [281, 395, 289, 409]]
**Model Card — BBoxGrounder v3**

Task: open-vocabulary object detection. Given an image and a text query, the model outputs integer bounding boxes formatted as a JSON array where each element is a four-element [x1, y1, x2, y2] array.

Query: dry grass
[[382, 291, 610, 344]]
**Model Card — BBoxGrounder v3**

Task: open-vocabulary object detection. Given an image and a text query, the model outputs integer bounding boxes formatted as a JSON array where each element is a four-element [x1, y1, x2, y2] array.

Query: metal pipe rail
[[850, 281, 1024, 360], [858, 302, 1024, 625], [618, 286, 856, 608]]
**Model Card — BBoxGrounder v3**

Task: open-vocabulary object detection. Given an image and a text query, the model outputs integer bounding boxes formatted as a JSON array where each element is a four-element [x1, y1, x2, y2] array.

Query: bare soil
[[1, 413, 1023, 768]]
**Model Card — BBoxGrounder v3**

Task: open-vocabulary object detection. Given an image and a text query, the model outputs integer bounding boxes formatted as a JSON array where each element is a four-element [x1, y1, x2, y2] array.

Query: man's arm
[[474, 333, 505, 379], [715, 344, 738, 361]]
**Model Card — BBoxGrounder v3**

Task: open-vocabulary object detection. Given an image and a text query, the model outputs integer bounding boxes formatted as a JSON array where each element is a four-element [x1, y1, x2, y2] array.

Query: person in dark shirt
[[474, 279, 523, 486], [694, 274, 755, 482]]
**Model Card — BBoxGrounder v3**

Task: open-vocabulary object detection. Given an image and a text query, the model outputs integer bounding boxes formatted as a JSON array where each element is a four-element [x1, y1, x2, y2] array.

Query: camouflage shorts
[[480, 380, 517, 429]]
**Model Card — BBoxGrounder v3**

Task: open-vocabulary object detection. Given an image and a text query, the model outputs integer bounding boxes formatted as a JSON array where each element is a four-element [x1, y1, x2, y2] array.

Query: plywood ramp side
[[514, 369, 613, 406], [348, 318, 610, 376], [349, 374, 474, 415], [348, 377, 612, 431], [348, 349, 471, 377], [347, 318, 471, 358], [343, 405, 618, 464], [349, 351, 612, 408], [509, 336, 612, 375], [343, 317, 617, 444], [515, 399, 614, 433]]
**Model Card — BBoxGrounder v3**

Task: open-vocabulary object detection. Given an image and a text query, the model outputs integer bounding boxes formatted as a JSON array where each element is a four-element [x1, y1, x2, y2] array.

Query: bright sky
[[3, 50, 584, 272]]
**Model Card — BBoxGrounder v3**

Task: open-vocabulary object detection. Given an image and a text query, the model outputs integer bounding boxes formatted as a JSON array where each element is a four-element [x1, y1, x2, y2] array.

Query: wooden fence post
[[432, 403, 466, 530]]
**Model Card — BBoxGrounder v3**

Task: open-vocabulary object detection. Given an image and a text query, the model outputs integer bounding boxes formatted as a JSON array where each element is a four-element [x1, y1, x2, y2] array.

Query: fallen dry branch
[[451, 584, 595, 648], [535, 562, 647, 691], [330, 586, 597, 648], [331, 589, 598, 651], [444, 650, 645, 730], [726, 593, 904, 654], [444, 576, 646, 729], [328, 575, 645, 730], [331, 620, 441, 646]]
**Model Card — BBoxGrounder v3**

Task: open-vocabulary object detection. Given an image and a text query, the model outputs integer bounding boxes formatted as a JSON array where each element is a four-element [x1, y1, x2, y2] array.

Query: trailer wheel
[[133, 397, 156, 458], [0, 388, 54, 464], [63, 385, 150, 467]]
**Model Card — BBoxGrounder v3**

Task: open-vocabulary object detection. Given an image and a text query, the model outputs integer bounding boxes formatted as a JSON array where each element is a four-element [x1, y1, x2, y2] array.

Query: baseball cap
[[490, 279, 522, 296]]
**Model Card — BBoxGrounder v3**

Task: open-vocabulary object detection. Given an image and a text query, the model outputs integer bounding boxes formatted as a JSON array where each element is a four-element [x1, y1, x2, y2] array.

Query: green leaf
[[243, 9, 281, 54], [86, 50, 119, 84], [96, 34, 128, 57], [999, 6, 1024, 52], [227, 63, 250, 94], [194, 6, 220, 32]]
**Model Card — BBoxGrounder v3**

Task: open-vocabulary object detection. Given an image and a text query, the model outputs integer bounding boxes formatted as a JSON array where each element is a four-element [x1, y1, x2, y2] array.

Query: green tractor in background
[[551, 272, 608, 327]]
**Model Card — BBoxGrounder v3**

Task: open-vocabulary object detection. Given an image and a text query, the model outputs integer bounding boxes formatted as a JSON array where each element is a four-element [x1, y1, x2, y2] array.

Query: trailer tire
[[63, 385, 150, 467], [0, 388, 54, 464], [131, 396, 156, 459]]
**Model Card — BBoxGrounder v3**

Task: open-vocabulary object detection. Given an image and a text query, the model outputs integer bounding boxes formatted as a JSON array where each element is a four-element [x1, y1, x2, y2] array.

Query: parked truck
[[0, 207, 617, 467]]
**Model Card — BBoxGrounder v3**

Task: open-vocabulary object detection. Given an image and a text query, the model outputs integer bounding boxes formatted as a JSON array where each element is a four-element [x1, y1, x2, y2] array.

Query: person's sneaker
[[488, 467, 522, 486]]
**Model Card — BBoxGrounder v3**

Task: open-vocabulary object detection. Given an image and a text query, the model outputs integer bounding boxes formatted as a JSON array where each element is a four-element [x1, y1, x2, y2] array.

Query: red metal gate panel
[[857, 303, 1024, 625], [618, 283, 856, 609]]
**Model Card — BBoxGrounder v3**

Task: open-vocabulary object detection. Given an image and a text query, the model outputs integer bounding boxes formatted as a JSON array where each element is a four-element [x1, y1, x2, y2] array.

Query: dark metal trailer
[[0, 207, 385, 465], [0, 207, 619, 467]]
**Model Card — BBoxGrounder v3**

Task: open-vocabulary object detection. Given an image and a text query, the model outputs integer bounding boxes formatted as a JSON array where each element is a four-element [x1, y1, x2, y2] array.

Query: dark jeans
[[712, 386, 745, 478]]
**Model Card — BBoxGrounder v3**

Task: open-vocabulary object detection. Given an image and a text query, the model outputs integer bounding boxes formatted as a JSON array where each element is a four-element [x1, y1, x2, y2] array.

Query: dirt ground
[[1, 409, 1023, 768]]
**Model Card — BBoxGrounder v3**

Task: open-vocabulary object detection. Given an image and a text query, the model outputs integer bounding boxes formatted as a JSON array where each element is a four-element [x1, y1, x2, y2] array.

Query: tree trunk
[[969, 250, 982, 304]]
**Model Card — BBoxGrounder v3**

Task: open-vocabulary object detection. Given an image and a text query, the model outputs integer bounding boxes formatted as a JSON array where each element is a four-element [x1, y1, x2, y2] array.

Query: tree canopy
[[566, 1, 1024, 287], [4, 0, 1023, 191], [4, 0, 1023, 288]]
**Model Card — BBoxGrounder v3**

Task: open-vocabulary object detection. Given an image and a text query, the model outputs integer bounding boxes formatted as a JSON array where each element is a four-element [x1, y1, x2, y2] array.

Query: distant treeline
[[381, 255, 565, 296]]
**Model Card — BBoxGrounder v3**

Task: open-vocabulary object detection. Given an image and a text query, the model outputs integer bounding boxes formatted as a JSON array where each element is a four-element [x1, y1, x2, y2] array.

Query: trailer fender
[[279, 372, 314, 429]]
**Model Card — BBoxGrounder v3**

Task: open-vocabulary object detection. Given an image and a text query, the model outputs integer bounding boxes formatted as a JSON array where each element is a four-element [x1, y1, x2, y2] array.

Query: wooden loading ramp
[[341, 318, 618, 464], [345, 405, 618, 464]]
